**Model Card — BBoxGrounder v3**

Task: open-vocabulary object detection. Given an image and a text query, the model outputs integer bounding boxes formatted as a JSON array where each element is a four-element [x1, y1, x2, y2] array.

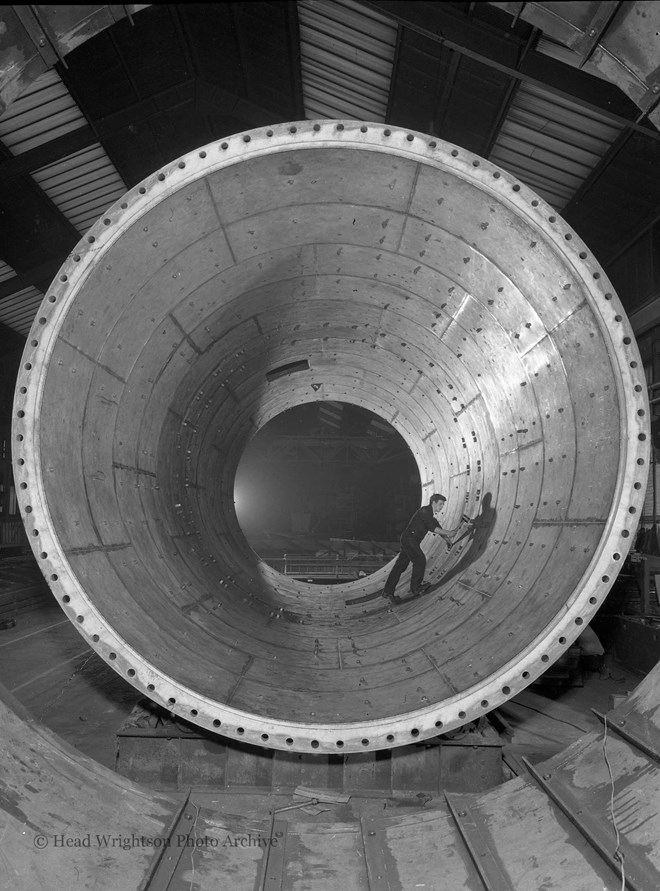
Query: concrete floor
[[0, 595, 138, 768]]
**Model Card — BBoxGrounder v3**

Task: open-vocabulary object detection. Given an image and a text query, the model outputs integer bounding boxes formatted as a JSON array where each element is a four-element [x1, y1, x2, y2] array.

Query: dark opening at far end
[[234, 402, 421, 583]]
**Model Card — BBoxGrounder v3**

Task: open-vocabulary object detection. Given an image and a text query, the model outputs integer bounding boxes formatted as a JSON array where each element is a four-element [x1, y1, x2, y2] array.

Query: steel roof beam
[[0, 258, 62, 302], [358, 1, 660, 142]]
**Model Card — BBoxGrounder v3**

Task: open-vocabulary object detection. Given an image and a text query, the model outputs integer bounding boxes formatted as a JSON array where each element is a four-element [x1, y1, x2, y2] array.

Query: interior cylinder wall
[[13, 122, 649, 752]]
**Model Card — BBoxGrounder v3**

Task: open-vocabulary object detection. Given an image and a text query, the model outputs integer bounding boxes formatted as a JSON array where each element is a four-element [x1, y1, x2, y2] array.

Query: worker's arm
[[431, 525, 454, 546], [432, 517, 474, 546]]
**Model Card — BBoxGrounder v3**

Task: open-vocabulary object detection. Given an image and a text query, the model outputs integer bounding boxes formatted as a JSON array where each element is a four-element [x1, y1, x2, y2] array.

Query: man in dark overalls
[[383, 494, 455, 599]]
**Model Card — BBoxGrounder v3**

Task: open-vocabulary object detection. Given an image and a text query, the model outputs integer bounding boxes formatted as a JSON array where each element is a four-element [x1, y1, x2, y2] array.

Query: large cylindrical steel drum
[[13, 121, 649, 753]]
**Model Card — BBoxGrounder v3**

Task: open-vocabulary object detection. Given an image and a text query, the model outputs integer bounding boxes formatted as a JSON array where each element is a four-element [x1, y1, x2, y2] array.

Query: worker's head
[[429, 494, 446, 513]]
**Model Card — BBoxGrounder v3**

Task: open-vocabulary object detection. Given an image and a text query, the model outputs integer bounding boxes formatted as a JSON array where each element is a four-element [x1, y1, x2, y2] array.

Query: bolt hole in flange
[[14, 121, 648, 752]]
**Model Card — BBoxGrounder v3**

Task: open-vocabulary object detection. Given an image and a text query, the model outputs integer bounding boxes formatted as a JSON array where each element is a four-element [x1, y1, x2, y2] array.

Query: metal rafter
[[482, 24, 539, 157], [0, 125, 97, 187], [561, 126, 634, 219], [0, 140, 80, 270], [0, 258, 63, 302], [358, 0, 660, 144]]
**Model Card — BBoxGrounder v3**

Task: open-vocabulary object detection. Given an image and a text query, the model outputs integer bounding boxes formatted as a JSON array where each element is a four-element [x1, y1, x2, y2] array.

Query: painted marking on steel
[[522, 756, 653, 891]]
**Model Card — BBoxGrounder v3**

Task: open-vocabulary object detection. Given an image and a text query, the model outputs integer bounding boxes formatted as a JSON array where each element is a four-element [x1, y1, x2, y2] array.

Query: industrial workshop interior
[[2, 2, 660, 888]]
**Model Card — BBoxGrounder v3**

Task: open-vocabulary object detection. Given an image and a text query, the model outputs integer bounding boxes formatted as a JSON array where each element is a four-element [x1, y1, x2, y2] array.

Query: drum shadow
[[437, 492, 497, 588]]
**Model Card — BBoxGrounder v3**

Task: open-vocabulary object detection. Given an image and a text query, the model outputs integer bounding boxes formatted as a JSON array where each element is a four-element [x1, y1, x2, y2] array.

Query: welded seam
[[168, 312, 203, 355], [458, 580, 492, 598], [112, 461, 157, 477], [393, 161, 421, 255], [422, 648, 460, 695], [453, 393, 482, 418], [221, 382, 239, 403], [65, 543, 131, 555], [59, 336, 127, 383], [520, 331, 549, 358], [225, 655, 255, 705], [500, 437, 543, 457], [532, 519, 606, 526], [546, 299, 589, 336], [203, 176, 237, 265]]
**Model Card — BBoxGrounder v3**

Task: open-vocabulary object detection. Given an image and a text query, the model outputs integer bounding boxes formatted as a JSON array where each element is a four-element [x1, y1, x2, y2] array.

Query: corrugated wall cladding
[[0, 69, 84, 154], [0, 261, 16, 284], [298, 0, 397, 121], [0, 287, 44, 337], [32, 145, 128, 236], [0, 67, 127, 236], [488, 81, 624, 210], [0, 69, 129, 335]]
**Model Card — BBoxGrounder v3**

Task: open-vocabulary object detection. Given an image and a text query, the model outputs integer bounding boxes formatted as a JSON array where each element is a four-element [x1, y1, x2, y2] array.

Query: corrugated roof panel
[[490, 147, 574, 206], [489, 81, 625, 211], [0, 69, 128, 237], [32, 145, 127, 235], [493, 145, 584, 193], [0, 287, 44, 337], [0, 69, 85, 154], [298, 0, 397, 121], [0, 261, 17, 284], [514, 82, 622, 144], [495, 128, 594, 180]]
